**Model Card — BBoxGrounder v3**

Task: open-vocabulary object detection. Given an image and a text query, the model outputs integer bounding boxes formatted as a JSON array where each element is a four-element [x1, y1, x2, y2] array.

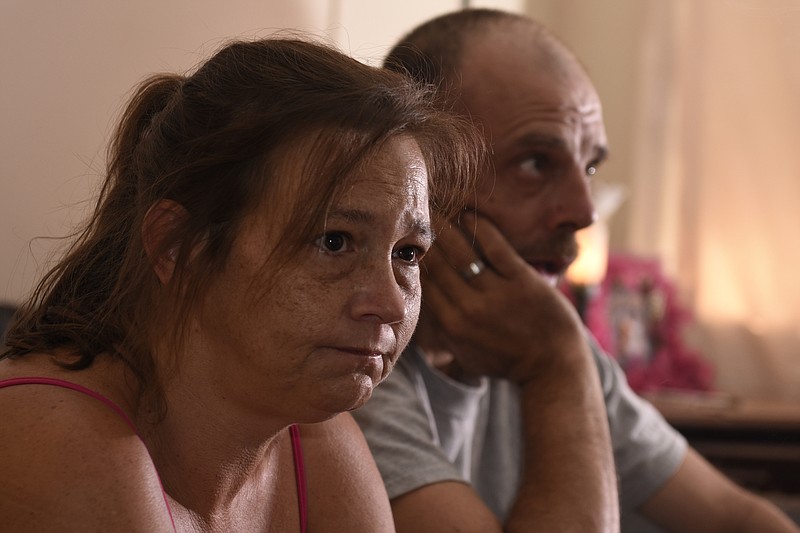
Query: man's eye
[[316, 232, 349, 253], [520, 155, 545, 174], [394, 246, 424, 264], [519, 153, 559, 179]]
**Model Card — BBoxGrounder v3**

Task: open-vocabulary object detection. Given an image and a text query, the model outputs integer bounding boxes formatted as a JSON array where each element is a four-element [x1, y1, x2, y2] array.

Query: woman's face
[[194, 134, 432, 422]]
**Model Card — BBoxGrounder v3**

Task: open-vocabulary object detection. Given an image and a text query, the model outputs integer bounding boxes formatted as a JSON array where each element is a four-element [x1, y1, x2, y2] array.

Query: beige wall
[[1, 1, 326, 303], [335, 0, 524, 65], [0, 0, 521, 304], [526, 1, 800, 401]]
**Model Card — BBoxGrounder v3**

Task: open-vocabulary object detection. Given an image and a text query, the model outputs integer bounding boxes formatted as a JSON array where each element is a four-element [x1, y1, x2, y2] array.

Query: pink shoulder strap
[[1, 377, 309, 533], [289, 424, 308, 533], [0, 377, 176, 531]]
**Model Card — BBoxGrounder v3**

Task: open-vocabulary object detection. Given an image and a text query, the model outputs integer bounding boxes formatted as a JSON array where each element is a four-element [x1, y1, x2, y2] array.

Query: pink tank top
[[0, 377, 308, 532]]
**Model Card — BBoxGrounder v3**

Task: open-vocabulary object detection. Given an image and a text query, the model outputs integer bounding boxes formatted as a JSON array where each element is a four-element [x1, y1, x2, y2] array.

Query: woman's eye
[[316, 232, 350, 253]]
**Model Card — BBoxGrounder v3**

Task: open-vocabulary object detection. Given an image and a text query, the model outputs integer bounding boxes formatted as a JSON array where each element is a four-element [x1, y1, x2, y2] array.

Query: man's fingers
[[423, 244, 482, 297], [420, 276, 461, 332], [457, 212, 529, 279], [424, 213, 501, 290], [432, 217, 483, 272]]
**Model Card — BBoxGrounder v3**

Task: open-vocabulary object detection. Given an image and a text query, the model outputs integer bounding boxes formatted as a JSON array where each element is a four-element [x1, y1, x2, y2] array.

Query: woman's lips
[[338, 348, 383, 357], [324, 345, 389, 359]]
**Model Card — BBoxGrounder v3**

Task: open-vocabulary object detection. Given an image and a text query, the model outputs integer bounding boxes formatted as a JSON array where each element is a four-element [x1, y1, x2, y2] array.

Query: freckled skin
[[188, 135, 431, 424]]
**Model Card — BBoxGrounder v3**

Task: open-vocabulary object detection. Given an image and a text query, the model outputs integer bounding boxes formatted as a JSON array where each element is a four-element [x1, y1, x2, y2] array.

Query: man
[[352, 8, 799, 532]]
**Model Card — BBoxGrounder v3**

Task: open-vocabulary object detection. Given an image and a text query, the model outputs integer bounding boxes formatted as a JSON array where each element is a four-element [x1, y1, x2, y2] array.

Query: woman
[[0, 37, 483, 531]]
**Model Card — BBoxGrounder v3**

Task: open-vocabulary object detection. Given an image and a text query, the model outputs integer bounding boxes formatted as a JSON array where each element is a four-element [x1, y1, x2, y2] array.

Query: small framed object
[[566, 253, 714, 393]]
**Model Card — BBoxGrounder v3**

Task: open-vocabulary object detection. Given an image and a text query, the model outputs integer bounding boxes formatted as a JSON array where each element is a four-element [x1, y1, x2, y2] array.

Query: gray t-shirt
[[353, 336, 687, 524]]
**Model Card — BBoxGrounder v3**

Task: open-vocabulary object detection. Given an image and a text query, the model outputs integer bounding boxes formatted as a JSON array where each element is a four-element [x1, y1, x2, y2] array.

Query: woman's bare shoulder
[[0, 355, 174, 531], [300, 413, 396, 532]]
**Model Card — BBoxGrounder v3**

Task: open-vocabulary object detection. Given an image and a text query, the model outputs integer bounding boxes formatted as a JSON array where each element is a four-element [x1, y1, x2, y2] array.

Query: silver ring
[[461, 259, 486, 281]]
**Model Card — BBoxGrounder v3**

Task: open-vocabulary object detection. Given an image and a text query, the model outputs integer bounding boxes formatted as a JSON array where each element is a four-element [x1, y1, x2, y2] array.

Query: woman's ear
[[142, 199, 188, 285]]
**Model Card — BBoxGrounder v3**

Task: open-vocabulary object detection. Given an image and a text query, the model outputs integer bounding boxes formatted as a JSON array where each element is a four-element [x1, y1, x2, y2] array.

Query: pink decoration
[[562, 253, 715, 393]]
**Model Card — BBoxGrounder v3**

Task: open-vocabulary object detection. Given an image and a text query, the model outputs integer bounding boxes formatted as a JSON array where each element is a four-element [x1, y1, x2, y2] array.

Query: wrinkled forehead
[[243, 132, 431, 280], [265, 131, 429, 217], [319, 135, 432, 251], [458, 27, 607, 150], [337, 134, 430, 206]]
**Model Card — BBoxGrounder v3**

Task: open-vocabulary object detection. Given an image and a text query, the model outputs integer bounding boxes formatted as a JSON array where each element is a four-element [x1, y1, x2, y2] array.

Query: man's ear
[[142, 199, 188, 285]]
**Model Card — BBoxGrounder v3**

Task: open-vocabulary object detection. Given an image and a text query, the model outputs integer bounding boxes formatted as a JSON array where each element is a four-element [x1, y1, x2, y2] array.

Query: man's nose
[[547, 166, 596, 232]]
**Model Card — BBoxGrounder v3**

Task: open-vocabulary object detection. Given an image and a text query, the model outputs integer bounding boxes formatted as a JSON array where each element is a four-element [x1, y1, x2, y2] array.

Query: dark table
[[646, 391, 800, 495]]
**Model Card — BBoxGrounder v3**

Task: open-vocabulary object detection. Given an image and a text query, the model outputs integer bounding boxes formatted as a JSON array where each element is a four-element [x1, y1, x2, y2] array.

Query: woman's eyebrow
[[327, 208, 375, 224], [327, 208, 433, 240], [411, 217, 434, 242]]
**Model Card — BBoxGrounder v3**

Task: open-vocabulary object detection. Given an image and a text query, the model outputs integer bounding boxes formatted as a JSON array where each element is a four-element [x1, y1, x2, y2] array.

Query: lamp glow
[[566, 220, 610, 287]]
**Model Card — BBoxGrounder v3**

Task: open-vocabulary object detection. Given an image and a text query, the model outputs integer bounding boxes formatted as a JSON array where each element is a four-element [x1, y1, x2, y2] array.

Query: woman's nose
[[349, 259, 409, 325]]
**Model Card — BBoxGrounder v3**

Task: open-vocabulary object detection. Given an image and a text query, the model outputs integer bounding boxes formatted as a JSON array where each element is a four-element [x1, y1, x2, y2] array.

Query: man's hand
[[419, 213, 590, 384], [415, 212, 619, 532]]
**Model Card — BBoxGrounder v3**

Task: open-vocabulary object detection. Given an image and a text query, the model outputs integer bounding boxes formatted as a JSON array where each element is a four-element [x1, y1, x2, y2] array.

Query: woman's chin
[[336, 374, 376, 411], [301, 374, 376, 421]]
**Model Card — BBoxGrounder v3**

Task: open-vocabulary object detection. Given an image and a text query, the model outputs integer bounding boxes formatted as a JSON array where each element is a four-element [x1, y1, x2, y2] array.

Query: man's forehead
[[462, 83, 607, 143], [504, 101, 604, 124], [457, 26, 607, 149], [461, 61, 593, 110]]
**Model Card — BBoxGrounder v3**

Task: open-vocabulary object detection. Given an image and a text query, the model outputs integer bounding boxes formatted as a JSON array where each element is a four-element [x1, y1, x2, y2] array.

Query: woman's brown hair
[[2, 37, 484, 399]]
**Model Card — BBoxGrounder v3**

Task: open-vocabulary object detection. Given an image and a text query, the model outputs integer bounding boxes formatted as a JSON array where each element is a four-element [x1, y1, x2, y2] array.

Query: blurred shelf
[[646, 390, 800, 495], [647, 390, 800, 429]]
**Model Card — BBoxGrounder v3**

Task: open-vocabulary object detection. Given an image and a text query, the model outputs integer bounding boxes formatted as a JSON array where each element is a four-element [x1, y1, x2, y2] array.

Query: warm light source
[[566, 221, 610, 286], [564, 181, 627, 320]]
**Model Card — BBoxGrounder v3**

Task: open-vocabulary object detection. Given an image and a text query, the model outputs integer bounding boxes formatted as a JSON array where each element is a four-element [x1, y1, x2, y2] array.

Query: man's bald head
[[384, 8, 584, 100], [384, 8, 607, 288]]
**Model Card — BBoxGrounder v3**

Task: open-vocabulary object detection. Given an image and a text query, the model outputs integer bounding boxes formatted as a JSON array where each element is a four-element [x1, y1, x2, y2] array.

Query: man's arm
[[408, 213, 618, 532], [640, 447, 799, 532], [506, 351, 619, 532], [353, 347, 508, 532], [386, 353, 618, 533]]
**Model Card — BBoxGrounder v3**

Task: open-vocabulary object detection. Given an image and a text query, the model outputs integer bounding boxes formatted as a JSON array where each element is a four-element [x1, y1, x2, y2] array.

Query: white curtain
[[627, 0, 800, 400]]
